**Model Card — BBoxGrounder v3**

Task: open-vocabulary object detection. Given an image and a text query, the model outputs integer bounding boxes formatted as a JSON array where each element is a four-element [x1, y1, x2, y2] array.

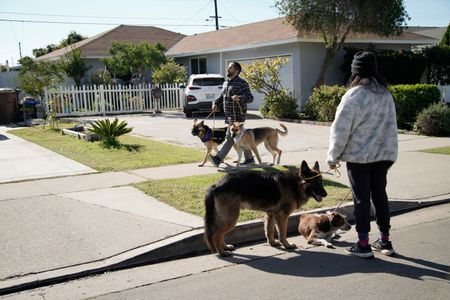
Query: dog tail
[[277, 123, 288, 136], [204, 184, 217, 253]]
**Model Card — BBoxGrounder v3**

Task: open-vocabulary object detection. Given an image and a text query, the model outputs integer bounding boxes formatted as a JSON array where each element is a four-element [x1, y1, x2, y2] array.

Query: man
[[208, 62, 254, 167]]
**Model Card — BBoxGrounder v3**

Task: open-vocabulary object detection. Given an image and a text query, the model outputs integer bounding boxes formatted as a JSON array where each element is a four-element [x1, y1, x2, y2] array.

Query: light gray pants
[[216, 124, 252, 162]]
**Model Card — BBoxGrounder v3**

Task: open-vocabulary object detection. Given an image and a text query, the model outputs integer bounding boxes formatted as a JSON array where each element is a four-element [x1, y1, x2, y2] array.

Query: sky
[[1, 0, 449, 67]]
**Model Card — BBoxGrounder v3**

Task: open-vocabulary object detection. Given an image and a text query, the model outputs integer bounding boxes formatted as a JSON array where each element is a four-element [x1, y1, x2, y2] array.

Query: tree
[[18, 56, 64, 97], [32, 31, 86, 58], [102, 42, 167, 84], [152, 59, 186, 84], [440, 23, 450, 47], [60, 31, 86, 47], [276, 0, 409, 87], [62, 48, 91, 86], [241, 57, 298, 118]]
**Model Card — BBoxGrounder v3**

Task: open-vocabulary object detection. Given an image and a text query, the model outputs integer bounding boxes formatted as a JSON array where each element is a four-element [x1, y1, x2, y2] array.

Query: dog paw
[[224, 244, 235, 251], [283, 243, 297, 249], [269, 240, 282, 247], [198, 164, 204, 167], [218, 250, 233, 257], [325, 243, 335, 249]]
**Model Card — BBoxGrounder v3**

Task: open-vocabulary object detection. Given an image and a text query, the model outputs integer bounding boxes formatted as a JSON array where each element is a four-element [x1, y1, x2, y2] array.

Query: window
[[192, 77, 224, 86], [191, 58, 207, 74]]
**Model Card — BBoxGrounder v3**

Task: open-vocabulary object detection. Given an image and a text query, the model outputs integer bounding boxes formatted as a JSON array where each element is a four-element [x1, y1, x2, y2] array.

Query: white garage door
[[233, 55, 293, 110]]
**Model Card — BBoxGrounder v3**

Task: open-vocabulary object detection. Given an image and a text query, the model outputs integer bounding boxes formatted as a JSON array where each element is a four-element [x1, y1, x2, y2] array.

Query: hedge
[[305, 84, 441, 129]]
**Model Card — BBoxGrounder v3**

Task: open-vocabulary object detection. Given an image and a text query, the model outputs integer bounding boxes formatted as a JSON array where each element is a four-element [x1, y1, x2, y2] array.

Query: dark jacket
[[214, 76, 253, 123]]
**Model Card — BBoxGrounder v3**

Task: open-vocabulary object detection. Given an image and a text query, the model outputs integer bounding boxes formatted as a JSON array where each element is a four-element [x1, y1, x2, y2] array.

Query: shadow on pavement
[[223, 250, 448, 281]]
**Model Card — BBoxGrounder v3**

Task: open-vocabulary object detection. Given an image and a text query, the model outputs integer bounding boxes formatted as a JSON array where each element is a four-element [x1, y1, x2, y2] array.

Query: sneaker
[[207, 155, 221, 167], [344, 242, 374, 258], [371, 239, 395, 256], [241, 158, 255, 165]]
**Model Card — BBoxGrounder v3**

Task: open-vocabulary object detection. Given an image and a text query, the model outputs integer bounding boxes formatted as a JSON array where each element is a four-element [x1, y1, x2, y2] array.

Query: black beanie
[[351, 51, 377, 77]]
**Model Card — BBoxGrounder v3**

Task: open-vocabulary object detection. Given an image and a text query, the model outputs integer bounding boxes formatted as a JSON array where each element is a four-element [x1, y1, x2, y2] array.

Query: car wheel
[[185, 109, 193, 117]]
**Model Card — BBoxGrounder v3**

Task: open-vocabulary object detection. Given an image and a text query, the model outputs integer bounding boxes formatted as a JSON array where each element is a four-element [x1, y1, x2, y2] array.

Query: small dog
[[191, 119, 227, 166], [230, 122, 288, 167], [204, 160, 328, 256], [298, 211, 351, 248]]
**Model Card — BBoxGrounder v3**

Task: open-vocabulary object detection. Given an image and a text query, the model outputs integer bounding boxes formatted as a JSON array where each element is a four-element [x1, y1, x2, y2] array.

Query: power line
[[0, 18, 226, 27], [0, 11, 205, 21]]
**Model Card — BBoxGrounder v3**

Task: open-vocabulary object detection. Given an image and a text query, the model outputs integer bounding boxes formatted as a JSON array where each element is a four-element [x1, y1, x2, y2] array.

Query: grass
[[420, 146, 450, 155], [134, 167, 351, 222], [10, 123, 205, 172]]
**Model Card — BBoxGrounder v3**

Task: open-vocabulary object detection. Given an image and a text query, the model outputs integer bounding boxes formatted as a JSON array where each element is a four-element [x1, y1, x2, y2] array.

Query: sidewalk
[[0, 114, 449, 295]]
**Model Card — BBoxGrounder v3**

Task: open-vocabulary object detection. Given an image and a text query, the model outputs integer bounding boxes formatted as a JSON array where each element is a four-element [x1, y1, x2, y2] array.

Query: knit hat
[[351, 51, 377, 77]]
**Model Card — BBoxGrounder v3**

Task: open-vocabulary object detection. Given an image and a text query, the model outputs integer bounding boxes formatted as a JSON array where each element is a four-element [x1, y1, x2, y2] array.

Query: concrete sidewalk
[[0, 113, 449, 295]]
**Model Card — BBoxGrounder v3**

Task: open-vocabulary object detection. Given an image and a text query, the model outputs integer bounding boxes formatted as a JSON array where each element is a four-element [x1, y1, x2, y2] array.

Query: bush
[[415, 103, 450, 136], [88, 117, 133, 147], [260, 90, 298, 118], [152, 60, 186, 84], [305, 85, 347, 122], [90, 69, 114, 86], [421, 45, 450, 85], [388, 84, 441, 129]]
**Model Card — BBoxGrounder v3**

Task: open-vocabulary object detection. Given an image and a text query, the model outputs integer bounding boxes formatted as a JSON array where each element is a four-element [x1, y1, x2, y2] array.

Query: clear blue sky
[[1, 0, 449, 67]]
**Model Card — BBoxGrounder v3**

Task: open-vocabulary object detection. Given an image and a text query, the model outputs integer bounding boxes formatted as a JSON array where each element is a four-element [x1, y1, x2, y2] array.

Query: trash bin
[[0, 88, 20, 124], [21, 97, 38, 119]]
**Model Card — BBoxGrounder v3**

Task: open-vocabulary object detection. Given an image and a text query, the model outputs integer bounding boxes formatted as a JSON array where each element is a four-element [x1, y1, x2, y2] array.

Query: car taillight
[[188, 86, 201, 90], [186, 95, 197, 102]]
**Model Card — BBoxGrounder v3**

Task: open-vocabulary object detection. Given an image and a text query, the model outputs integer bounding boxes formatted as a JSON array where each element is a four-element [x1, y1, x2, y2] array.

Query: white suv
[[182, 74, 225, 117]]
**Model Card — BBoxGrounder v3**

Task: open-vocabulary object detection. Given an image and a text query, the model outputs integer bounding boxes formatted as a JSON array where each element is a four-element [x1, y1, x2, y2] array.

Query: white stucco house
[[165, 18, 440, 110]]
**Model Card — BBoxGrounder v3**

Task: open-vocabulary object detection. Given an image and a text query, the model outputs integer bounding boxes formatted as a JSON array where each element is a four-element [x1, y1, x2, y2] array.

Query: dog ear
[[193, 119, 197, 125], [300, 160, 310, 175], [199, 121, 204, 126], [313, 161, 320, 171]]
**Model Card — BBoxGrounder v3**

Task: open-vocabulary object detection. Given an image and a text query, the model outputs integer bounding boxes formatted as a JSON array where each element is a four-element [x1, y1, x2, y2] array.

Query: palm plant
[[88, 117, 132, 147]]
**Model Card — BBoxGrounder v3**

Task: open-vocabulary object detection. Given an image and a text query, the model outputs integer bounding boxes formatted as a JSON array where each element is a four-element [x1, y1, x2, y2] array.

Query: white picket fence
[[43, 83, 184, 117]]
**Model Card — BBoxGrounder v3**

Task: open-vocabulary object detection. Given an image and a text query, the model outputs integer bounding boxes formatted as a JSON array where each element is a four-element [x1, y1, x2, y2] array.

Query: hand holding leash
[[231, 95, 240, 102]]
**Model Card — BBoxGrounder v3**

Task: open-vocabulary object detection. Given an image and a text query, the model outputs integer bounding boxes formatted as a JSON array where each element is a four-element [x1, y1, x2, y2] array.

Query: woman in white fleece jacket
[[327, 51, 398, 258]]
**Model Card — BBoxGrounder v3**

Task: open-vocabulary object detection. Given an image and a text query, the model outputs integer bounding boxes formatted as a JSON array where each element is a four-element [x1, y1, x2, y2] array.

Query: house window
[[191, 58, 207, 74]]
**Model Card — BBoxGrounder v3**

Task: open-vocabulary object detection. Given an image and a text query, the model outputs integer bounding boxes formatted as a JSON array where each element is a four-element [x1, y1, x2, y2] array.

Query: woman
[[327, 51, 398, 258]]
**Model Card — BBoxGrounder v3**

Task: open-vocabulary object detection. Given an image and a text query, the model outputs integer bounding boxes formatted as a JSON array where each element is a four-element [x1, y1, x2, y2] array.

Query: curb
[[1, 196, 449, 296]]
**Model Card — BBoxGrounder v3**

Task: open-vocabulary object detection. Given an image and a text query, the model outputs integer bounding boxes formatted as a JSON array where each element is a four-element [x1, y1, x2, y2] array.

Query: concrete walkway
[[0, 112, 449, 295]]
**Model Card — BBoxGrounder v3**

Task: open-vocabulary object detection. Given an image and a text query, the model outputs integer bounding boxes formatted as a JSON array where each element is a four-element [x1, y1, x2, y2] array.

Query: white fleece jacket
[[327, 85, 398, 165]]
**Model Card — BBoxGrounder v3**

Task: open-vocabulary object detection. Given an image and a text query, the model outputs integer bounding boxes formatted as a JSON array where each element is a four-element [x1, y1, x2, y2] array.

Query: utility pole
[[18, 42, 23, 60], [209, 0, 221, 30]]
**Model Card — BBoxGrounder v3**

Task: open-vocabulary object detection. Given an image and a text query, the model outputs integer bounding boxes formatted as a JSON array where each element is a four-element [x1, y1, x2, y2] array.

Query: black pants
[[346, 161, 394, 234]]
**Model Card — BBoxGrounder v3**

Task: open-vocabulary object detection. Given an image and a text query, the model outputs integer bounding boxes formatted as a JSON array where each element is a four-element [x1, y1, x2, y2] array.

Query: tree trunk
[[314, 48, 336, 89]]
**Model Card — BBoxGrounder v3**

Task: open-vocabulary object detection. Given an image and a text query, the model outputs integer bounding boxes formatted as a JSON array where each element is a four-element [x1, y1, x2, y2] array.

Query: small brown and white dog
[[191, 120, 227, 166], [230, 122, 288, 167], [298, 211, 351, 248]]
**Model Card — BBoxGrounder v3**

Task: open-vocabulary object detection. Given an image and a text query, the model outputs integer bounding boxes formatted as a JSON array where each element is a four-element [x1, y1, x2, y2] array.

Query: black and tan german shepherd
[[191, 119, 227, 166], [204, 160, 327, 256]]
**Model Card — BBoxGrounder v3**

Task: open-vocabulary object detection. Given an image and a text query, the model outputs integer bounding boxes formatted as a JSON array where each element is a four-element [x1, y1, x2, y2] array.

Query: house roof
[[404, 26, 447, 40], [35, 25, 186, 62], [166, 17, 439, 57]]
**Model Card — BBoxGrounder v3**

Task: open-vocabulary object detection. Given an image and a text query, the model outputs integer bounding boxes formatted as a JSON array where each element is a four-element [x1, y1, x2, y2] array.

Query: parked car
[[182, 74, 225, 117]]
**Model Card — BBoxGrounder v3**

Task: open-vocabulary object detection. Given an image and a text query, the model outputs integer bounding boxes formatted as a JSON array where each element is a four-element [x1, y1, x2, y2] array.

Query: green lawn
[[10, 124, 205, 172], [134, 168, 351, 222], [420, 146, 450, 155]]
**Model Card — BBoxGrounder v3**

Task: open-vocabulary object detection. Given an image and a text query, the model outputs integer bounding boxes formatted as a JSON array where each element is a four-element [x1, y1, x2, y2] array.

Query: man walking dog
[[208, 61, 254, 167]]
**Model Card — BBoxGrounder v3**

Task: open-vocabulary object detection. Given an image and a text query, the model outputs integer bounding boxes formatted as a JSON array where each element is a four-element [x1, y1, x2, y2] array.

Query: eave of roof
[[166, 17, 439, 58]]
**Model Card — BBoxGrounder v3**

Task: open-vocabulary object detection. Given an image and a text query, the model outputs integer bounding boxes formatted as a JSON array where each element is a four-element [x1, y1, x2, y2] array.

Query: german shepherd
[[191, 119, 227, 166], [204, 160, 327, 256], [230, 122, 288, 167]]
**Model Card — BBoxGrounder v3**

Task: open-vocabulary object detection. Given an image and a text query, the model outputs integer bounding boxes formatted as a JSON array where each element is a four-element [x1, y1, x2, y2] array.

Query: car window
[[192, 78, 224, 86]]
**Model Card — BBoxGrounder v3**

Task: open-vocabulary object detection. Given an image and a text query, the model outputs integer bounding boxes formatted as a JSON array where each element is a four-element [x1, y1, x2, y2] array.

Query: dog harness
[[200, 127, 213, 142]]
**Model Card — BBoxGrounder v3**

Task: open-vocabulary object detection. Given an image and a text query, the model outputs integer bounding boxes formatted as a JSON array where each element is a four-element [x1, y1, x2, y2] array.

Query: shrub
[[260, 90, 298, 118], [152, 59, 186, 84], [421, 45, 450, 85], [305, 85, 347, 122], [388, 84, 441, 129], [88, 117, 133, 147], [414, 103, 450, 136], [90, 69, 114, 86]]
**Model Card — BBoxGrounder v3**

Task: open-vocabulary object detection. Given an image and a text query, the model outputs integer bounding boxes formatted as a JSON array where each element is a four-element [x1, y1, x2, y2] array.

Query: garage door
[[232, 55, 293, 110]]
